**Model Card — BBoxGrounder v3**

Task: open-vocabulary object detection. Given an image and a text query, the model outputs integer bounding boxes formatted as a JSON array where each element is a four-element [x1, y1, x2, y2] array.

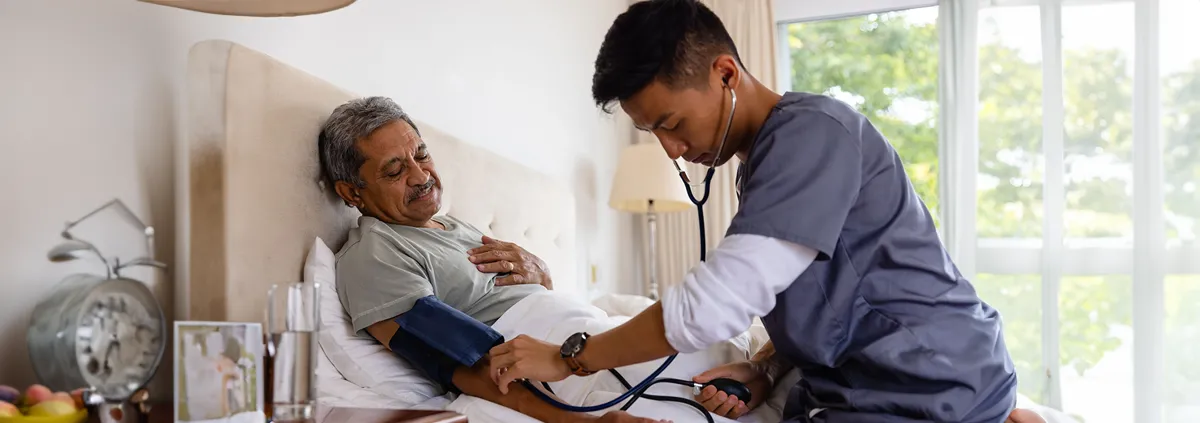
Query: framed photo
[[174, 321, 265, 423]]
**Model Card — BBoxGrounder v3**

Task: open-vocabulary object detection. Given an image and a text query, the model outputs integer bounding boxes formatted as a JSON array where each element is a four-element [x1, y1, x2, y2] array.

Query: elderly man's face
[[344, 120, 442, 227]]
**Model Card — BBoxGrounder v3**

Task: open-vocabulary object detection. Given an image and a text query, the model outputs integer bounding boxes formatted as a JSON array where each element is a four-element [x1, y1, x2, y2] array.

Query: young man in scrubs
[[489, 1, 1046, 422]]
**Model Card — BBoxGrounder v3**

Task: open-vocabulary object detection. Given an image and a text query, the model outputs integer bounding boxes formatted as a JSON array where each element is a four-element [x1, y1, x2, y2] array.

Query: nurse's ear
[[711, 54, 741, 90]]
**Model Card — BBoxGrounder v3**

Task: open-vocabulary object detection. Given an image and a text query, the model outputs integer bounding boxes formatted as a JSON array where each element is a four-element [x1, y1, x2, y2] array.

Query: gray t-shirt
[[334, 214, 545, 337]]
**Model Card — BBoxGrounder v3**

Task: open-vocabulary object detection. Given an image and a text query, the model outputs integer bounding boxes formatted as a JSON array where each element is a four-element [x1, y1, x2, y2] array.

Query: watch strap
[[564, 355, 596, 376]]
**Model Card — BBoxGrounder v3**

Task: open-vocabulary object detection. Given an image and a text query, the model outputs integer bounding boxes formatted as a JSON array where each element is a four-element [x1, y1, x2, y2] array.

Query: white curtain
[[937, 0, 979, 280], [630, 0, 778, 292]]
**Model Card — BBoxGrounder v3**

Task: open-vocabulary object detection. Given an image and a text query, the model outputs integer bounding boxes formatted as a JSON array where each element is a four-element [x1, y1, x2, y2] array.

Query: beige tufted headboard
[[183, 40, 578, 324]]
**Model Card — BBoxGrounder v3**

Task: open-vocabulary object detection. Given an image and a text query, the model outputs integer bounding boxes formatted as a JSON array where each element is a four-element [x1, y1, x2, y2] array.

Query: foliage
[[785, 8, 1200, 407], [787, 12, 940, 221]]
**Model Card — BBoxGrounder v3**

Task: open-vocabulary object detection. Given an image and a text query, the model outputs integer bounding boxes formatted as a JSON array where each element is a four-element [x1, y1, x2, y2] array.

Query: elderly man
[[317, 96, 666, 423]]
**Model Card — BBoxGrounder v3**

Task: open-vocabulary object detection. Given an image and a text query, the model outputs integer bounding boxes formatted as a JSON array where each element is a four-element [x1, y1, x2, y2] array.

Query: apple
[[70, 389, 86, 409], [24, 384, 52, 405], [29, 400, 76, 417], [0, 402, 18, 417], [0, 386, 16, 404], [48, 392, 74, 407]]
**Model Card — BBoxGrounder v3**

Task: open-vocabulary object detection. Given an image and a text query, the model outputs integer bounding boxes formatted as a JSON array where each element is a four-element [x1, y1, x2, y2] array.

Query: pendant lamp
[[139, 0, 355, 17]]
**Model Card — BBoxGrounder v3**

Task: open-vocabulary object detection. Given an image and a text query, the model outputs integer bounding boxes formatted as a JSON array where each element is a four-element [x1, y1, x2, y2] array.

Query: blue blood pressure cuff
[[388, 295, 505, 394]]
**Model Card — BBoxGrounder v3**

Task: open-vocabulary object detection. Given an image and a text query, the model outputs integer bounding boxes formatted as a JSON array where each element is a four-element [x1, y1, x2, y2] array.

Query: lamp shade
[[609, 143, 694, 214], [139, 0, 355, 17]]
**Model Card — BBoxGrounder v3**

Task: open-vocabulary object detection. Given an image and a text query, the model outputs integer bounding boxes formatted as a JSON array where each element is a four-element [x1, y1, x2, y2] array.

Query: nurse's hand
[[488, 334, 572, 394], [469, 236, 554, 289], [692, 360, 771, 419]]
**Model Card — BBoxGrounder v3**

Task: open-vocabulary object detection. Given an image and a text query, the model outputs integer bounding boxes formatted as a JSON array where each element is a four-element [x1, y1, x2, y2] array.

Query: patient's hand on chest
[[466, 235, 553, 290]]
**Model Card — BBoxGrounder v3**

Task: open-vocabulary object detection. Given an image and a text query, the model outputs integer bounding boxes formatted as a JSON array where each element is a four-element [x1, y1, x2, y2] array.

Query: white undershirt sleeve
[[661, 233, 819, 354]]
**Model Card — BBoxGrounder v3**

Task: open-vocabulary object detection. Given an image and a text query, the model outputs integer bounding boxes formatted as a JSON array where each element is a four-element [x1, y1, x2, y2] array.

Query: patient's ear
[[333, 180, 359, 207]]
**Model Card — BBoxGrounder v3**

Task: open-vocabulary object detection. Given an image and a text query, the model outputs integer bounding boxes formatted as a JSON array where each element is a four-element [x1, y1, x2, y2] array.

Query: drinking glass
[[266, 282, 319, 421]]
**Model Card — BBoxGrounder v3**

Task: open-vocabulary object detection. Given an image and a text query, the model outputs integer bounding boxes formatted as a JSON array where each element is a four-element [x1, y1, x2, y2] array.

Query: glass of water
[[266, 282, 319, 421]]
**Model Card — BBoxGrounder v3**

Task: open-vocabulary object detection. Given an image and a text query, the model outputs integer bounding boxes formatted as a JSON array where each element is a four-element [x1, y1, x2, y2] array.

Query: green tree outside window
[[784, 7, 1200, 413]]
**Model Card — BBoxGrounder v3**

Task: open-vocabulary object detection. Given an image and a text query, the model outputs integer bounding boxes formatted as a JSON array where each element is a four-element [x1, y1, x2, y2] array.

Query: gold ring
[[506, 261, 514, 272]]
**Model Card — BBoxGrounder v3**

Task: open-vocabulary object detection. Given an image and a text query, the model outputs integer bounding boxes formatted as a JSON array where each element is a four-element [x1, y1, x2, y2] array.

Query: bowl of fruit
[[0, 385, 87, 423]]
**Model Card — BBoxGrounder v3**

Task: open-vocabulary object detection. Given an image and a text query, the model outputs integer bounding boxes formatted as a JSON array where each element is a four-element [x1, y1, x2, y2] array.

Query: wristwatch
[[560, 332, 597, 376]]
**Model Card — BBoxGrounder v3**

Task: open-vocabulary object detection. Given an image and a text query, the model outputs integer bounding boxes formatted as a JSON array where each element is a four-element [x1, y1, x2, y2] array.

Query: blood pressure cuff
[[388, 295, 505, 394]]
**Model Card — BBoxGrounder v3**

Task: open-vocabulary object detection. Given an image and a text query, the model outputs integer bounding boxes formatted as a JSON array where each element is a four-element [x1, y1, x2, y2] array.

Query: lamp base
[[646, 201, 660, 301]]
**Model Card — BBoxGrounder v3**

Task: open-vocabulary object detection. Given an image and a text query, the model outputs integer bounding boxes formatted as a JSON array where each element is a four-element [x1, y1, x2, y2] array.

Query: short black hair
[[591, 0, 743, 113]]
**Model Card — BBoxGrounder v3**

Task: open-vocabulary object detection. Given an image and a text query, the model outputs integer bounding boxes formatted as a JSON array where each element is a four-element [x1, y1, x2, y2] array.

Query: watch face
[[75, 290, 163, 397], [560, 332, 586, 357]]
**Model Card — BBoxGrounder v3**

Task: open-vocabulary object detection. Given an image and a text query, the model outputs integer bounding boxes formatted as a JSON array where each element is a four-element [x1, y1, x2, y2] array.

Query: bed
[[181, 39, 793, 422], [181, 39, 1076, 423]]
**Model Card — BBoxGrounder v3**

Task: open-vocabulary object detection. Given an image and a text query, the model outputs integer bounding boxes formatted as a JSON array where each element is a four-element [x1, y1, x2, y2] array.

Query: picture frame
[[173, 321, 266, 423]]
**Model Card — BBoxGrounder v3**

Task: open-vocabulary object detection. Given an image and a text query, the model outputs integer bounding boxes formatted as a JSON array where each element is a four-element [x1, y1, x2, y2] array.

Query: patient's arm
[[366, 319, 668, 423]]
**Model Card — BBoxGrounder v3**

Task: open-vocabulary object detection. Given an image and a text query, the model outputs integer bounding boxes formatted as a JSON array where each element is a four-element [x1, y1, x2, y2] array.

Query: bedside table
[[88, 403, 467, 423]]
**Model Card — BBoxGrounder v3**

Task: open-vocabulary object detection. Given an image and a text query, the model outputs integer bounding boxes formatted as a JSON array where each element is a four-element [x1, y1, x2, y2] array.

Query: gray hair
[[318, 96, 420, 188]]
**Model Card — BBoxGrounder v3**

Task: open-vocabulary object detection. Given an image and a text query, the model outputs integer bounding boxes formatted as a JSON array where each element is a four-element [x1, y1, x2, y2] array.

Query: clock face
[[74, 291, 163, 396]]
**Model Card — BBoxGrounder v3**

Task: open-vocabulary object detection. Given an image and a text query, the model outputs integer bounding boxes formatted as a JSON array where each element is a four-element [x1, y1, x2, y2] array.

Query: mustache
[[407, 179, 436, 201]]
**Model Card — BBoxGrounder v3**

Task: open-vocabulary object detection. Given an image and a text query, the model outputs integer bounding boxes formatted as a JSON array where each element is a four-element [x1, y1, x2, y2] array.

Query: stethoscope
[[672, 77, 737, 263], [522, 82, 748, 422]]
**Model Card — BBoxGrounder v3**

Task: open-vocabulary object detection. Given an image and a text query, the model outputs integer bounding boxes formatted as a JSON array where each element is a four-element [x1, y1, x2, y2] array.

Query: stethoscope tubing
[[524, 84, 738, 423]]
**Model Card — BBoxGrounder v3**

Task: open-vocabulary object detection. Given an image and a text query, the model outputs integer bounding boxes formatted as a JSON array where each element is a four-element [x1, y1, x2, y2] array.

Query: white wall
[[0, 0, 638, 396]]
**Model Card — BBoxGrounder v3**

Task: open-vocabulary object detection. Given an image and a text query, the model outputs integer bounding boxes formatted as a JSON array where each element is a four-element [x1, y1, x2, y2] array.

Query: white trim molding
[[1038, 0, 1065, 409], [774, 0, 936, 23], [977, 240, 1199, 275], [1132, 0, 1165, 422]]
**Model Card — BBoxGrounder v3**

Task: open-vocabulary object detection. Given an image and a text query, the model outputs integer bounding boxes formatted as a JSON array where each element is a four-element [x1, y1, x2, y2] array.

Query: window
[[1161, 1, 1200, 421], [977, 5, 1044, 240], [778, 6, 941, 225], [968, 1, 1197, 421], [1162, 0, 1200, 246], [775, 0, 1200, 421], [973, 4, 1049, 405], [1165, 275, 1200, 422], [1057, 4, 1137, 421]]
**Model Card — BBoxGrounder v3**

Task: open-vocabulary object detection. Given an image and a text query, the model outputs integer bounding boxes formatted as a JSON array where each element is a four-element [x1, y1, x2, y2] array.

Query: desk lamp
[[609, 143, 692, 300]]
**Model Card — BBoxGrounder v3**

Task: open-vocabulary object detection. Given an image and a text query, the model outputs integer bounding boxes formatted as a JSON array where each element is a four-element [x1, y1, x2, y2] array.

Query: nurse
[[489, 1, 1043, 422]]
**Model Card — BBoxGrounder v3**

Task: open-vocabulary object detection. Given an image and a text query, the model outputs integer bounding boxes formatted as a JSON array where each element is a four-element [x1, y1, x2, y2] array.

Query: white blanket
[[440, 290, 793, 423]]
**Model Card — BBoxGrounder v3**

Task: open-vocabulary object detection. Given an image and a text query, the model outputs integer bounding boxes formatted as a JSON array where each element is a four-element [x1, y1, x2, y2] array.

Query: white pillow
[[304, 237, 448, 405]]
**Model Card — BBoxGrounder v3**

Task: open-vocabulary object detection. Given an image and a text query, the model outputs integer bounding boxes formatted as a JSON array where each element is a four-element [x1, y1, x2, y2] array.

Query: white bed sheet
[[314, 290, 1079, 423], [315, 290, 795, 422]]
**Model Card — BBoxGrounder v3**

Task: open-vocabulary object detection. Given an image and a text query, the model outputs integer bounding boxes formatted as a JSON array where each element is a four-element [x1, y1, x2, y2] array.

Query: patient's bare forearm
[[577, 302, 677, 372], [454, 357, 595, 423], [371, 319, 596, 422]]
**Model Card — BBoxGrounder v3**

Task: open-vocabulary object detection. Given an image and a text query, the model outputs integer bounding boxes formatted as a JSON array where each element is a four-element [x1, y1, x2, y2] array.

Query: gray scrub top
[[728, 92, 1017, 422]]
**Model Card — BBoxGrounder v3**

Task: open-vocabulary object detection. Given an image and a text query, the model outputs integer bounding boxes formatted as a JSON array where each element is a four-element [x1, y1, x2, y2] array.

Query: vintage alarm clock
[[25, 199, 167, 423]]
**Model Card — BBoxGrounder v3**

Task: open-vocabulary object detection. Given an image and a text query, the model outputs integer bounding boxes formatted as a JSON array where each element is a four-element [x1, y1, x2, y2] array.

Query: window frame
[[775, 0, 1185, 420]]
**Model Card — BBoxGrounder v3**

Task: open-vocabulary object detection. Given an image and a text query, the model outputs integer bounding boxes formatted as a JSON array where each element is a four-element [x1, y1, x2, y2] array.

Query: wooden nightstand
[[88, 403, 467, 423]]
